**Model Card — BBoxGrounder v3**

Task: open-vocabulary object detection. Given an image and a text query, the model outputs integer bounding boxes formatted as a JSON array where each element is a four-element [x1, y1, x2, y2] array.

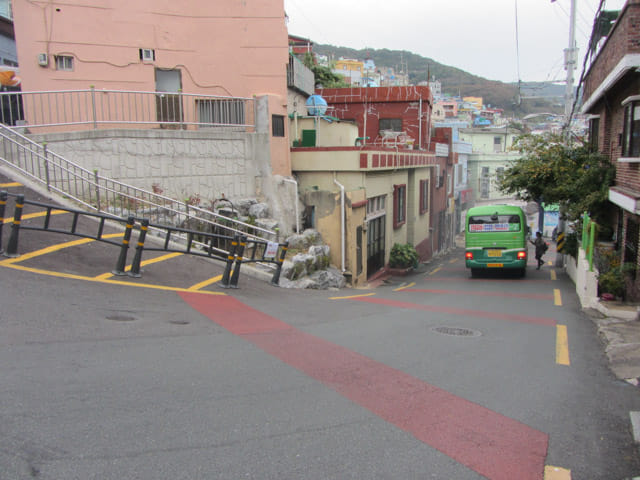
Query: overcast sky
[[284, 0, 628, 84]]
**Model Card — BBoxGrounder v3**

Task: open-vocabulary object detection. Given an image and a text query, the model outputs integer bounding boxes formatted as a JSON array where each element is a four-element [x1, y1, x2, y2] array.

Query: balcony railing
[[0, 88, 256, 132]]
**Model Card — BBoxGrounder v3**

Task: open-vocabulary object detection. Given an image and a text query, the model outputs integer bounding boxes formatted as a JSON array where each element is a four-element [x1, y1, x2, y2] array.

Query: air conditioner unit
[[37, 53, 48, 67]]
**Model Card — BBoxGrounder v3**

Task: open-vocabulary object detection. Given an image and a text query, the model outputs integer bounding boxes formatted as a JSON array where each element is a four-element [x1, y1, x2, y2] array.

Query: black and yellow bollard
[[4, 194, 24, 258], [271, 242, 289, 286], [129, 219, 149, 278], [0, 191, 7, 255], [112, 216, 135, 275], [220, 236, 238, 288], [229, 235, 247, 288]]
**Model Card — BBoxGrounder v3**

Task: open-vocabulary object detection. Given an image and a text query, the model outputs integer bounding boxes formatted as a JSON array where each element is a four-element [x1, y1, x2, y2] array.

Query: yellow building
[[291, 116, 437, 286], [463, 96, 483, 111]]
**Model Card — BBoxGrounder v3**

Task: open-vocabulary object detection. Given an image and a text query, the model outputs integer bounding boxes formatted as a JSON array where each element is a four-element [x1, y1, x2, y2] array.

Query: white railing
[[0, 88, 256, 132], [0, 124, 276, 244]]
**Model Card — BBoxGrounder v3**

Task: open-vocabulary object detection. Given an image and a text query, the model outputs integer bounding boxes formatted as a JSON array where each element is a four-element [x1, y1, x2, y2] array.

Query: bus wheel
[[519, 268, 526, 278], [470, 268, 479, 278]]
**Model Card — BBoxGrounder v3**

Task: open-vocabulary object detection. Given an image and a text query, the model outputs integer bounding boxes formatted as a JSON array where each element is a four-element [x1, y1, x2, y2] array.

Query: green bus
[[464, 205, 528, 277]]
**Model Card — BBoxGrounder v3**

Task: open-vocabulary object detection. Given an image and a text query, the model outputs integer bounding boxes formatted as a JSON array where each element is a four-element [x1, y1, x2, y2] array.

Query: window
[[139, 48, 155, 62], [493, 136, 502, 152], [419, 179, 429, 214], [366, 195, 386, 219], [496, 167, 504, 180], [197, 99, 246, 126], [272, 115, 285, 137], [588, 117, 600, 151], [379, 118, 403, 132], [55, 55, 74, 71], [622, 100, 640, 157], [393, 184, 406, 228]]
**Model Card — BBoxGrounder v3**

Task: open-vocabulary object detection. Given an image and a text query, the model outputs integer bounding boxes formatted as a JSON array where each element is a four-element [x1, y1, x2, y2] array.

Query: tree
[[301, 53, 349, 89], [498, 133, 615, 228]]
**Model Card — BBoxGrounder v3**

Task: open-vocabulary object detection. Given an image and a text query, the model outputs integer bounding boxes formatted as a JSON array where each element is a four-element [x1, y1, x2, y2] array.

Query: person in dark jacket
[[530, 231, 547, 270]]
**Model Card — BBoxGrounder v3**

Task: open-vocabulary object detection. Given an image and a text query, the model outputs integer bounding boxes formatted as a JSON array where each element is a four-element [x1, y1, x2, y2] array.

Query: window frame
[[272, 114, 285, 137], [55, 55, 74, 71], [419, 179, 429, 215], [393, 184, 406, 229], [622, 99, 640, 158]]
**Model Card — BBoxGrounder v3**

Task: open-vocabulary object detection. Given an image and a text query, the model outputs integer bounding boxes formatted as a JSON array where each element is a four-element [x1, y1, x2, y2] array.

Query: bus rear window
[[468, 215, 521, 232]]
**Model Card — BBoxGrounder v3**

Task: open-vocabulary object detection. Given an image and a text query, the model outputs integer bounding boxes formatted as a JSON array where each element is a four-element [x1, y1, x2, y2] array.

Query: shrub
[[389, 243, 419, 269]]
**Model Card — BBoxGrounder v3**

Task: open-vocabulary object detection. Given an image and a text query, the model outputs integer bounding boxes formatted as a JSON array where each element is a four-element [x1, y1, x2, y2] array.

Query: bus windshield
[[468, 215, 521, 232]]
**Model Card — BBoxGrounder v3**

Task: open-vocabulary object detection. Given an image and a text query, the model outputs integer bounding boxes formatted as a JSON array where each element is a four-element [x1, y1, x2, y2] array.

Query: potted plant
[[388, 243, 419, 275]]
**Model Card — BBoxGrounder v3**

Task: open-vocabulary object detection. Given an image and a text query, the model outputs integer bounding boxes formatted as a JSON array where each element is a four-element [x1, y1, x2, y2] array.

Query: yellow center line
[[393, 281, 415, 292], [0, 182, 22, 187], [4, 209, 68, 224], [544, 465, 571, 479], [330, 292, 376, 300], [556, 325, 570, 366], [428, 266, 442, 276], [550, 269, 557, 281], [0, 233, 123, 265], [554, 288, 562, 306], [188, 274, 223, 291], [1, 262, 225, 295]]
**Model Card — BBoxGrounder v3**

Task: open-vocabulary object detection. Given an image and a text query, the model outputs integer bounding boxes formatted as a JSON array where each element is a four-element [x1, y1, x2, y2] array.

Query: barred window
[[272, 114, 285, 137], [197, 99, 246, 126]]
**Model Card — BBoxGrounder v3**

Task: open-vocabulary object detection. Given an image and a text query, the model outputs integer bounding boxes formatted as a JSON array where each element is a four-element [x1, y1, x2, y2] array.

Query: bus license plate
[[487, 263, 504, 268], [487, 250, 502, 257]]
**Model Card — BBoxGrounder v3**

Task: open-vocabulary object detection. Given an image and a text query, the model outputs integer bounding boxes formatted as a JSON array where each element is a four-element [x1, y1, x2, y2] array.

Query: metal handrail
[[0, 124, 276, 244], [0, 87, 256, 131]]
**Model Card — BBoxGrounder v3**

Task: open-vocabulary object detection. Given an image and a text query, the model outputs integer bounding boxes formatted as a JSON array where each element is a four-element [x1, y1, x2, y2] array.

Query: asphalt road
[[2, 175, 640, 479]]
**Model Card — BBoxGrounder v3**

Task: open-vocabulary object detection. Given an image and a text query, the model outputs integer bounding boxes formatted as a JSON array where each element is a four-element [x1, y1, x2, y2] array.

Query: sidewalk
[[586, 301, 640, 384]]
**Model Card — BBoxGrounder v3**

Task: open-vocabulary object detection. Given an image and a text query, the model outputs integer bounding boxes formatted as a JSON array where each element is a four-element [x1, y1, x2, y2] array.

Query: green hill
[[313, 44, 564, 117]]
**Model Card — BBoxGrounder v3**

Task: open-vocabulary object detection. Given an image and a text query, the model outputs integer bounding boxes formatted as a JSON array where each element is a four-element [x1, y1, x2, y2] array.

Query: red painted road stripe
[[423, 277, 553, 283], [406, 288, 554, 300], [179, 292, 548, 480], [354, 296, 557, 326]]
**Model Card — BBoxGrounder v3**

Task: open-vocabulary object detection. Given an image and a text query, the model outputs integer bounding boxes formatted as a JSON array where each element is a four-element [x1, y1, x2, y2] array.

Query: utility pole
[[556, 0, 578, 267]]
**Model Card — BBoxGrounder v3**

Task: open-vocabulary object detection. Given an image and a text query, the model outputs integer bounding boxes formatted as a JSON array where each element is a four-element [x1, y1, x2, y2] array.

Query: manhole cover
[[106, 314, 136, 322], [169, 320, 190, 325], [431, 326, 481, 337]]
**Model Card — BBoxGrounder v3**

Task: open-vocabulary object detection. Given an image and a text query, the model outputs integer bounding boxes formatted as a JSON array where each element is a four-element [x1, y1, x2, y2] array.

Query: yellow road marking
[[188, 274, 223, 291], [554, 288, 562, 306], [330, 292, 376, 300], [4, 209, 68, 224], [550, 269, 557, 281], [393, 282, 415, 292], [544, 465, 571, 479], [428, 266, 442, 276], [0, 262, 225, 295], [449, 258, 458, 264], [556, 325, 570, 366], [0, 233, 123, 265], [97, 252, 184, 278], [0, 182, 22, 187]]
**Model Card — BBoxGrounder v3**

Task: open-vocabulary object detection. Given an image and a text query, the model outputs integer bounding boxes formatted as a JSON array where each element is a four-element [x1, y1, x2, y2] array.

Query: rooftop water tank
[[306, 95, 328, 116]]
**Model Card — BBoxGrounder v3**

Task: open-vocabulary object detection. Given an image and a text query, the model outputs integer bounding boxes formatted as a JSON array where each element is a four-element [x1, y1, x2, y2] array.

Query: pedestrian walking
[[530, 231, 548, 270]]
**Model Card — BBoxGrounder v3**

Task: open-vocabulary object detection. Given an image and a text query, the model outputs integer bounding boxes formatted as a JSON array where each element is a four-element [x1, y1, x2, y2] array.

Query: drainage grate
[[431, 326, 481, 337]]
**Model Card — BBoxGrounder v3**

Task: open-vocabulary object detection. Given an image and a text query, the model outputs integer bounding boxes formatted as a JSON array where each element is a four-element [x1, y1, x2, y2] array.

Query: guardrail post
[[90, 85, 98, 129], [0, 191, 6, 254], [94, 170, 101, 211], [129, 218, 149, 278], [270, 242, 289, 286], [588, 220, 596, 272], [229, 235, 246, 288], [220, 235, 238, 288], [43, 143, 51, 192], [112, 216, 135, 275], [4, 194, 24, 257]]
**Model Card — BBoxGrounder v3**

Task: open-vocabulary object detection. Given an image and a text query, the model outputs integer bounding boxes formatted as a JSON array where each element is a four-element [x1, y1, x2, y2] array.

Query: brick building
[[581, 0, 640, 283]]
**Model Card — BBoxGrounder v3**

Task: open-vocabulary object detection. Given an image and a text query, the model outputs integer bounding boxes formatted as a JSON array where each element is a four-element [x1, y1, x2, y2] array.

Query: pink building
[[11, 0, 291, 176]]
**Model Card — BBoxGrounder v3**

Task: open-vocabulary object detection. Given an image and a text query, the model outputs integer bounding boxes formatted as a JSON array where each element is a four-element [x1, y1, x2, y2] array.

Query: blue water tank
[[306, 95, 328, 116]]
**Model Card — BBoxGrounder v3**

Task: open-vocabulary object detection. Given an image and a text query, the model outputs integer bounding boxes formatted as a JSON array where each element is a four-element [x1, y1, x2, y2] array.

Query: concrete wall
[[29, 127, 299, 236]]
